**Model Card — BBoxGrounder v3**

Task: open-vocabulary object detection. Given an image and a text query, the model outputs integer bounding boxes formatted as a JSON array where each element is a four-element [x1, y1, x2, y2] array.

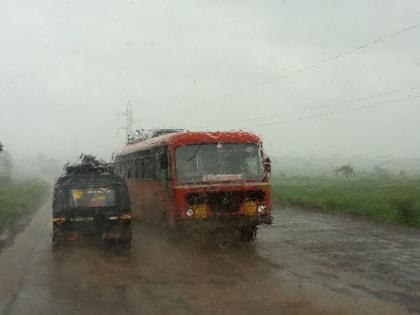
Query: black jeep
[[52, 155, 131, 247]]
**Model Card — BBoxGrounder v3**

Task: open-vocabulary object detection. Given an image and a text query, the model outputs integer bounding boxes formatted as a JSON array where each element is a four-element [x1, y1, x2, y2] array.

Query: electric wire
[[247, 86, 420, 125], [254, 94, 420, 128], [185, 23, 419, 109]]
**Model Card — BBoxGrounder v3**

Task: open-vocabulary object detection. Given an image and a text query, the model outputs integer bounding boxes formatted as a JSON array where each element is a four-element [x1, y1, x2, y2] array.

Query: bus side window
[[156, 147, 169, 181], [124, 160, 129, 178], [143, 150, 155, 179], [127, 159, 132, 178], [133, 159, 137, 178], [135, 158, 142, 179], [113, 160, 119, 176], [114, 158, 120, 177], [120, 160, 126, 178]]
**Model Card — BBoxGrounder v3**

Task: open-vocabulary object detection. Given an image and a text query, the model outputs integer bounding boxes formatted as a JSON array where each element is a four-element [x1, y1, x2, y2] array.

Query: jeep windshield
[[175, 143, 264, 183]]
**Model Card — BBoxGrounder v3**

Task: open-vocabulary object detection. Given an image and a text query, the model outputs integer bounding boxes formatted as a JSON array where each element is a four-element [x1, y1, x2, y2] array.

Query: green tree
[[334, 163, 356, 178]]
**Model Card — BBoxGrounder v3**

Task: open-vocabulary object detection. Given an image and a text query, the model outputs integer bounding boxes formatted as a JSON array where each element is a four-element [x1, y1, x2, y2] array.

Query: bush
[[392, 199, 420, 225]]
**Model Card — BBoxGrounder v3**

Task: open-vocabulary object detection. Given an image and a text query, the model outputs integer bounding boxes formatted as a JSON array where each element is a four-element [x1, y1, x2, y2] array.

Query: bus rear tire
[[240, 225, 257, 242]]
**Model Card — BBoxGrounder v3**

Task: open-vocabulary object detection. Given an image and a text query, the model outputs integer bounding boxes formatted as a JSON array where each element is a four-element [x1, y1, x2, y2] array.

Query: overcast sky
[[1, 0, 419, 161]]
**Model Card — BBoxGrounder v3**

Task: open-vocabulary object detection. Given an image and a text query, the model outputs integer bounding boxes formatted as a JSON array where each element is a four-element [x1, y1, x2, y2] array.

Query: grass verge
[[272, 176, 420, 227], [0, 178, 50, 233]]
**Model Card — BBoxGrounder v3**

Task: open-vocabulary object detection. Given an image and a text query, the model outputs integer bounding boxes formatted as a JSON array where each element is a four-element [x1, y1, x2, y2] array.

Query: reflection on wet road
[[1, 203, 419, 315]]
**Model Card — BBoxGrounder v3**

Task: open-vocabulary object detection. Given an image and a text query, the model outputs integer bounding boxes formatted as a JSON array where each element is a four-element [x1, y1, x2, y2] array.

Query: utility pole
[[118, 101, 134, 144]]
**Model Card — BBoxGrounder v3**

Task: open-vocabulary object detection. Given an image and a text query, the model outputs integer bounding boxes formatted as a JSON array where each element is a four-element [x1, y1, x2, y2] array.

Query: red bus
[[113, 131, 272, 241]]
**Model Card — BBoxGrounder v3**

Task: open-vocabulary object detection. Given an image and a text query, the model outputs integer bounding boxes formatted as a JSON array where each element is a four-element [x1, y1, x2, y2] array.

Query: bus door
[[153, 146, 173, 223]]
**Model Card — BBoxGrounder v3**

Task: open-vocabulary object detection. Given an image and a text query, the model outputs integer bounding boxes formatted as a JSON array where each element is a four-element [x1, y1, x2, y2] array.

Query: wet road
[[1, 203, 420, 315]]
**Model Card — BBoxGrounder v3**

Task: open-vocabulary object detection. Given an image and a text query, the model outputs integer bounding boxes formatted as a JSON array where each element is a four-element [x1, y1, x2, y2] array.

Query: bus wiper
[[186, 145, 202, 162]]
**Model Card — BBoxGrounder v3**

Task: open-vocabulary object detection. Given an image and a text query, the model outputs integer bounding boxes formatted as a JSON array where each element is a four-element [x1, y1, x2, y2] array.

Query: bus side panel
[[126, 178, 168, 221], [126, 179, 141, 219], [146, 180, 174, 225], [156, 183, 176, 228]]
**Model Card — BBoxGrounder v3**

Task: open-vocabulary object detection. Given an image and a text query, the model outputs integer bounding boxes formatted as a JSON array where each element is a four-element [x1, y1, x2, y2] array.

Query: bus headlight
[[257, 205, 266, 215], [186, 208, 194, 217], [193, 204, 208, 219]]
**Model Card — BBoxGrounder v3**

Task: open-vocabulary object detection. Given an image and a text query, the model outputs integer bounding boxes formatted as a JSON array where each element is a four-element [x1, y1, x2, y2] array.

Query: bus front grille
[[186, 190, 264, 213], [208, 191, 242, 213]]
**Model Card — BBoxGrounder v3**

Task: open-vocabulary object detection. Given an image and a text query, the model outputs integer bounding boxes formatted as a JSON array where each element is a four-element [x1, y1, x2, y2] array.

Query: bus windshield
[[175, 143, 264, 183]]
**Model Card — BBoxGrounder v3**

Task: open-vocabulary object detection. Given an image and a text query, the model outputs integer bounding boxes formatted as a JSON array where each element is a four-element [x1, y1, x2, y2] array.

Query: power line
[[241, 85, 419, 125], [304, 86, 419, 112], [184, 93, 419, 130], [249, 23, 419, 89], [254, 94, 420, 128], [183, 23, 419, 110], [326, 24, 419, 62]]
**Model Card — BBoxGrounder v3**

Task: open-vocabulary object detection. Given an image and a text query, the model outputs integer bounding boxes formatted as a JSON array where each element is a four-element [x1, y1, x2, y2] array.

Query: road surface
[[1, 202, 420, 315]]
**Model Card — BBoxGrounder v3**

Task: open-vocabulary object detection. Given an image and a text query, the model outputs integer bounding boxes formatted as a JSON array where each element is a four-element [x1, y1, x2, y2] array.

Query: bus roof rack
[[129, 128, 184, 144], [150, 129, 184, 138]]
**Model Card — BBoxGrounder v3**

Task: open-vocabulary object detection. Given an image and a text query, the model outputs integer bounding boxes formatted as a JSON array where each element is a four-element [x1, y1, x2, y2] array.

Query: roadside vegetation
[[0, 178, 49, 232], [272, 167, 420, 227]]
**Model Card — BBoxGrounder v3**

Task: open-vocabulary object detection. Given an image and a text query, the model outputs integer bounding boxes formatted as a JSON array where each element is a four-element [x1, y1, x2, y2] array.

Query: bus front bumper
[[177, 215, 273, 229]]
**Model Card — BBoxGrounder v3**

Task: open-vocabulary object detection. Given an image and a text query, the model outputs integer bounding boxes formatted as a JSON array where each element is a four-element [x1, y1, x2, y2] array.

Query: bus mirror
[[264, 156, 271, 174]]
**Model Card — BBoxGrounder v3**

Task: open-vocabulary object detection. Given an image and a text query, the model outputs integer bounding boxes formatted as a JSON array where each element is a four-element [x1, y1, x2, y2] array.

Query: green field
[[272, 176, 420, 227], [0, 179, 49, 232]]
